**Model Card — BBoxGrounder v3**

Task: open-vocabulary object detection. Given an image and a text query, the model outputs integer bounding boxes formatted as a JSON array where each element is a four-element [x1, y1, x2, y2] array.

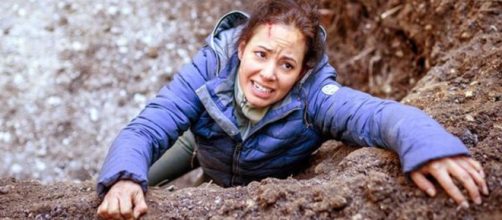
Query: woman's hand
[[97, 180, 148, 220], [410, 156, 489, 208]]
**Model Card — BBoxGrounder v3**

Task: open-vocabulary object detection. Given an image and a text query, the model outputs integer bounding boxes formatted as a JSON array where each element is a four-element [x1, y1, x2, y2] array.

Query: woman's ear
[[238, 41, 246, 60]]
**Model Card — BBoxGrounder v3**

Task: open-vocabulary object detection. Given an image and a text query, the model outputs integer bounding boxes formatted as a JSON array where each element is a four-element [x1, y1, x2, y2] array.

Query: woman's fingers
[[97, 180, 147, 219], [118, 192, 134, 220], [97, 198, 110, 219], [106, 196, 122, 219], [465, 157, 484, 177], [458, 158, 489, 195], [428, 163, 469, 207], [410, 171, 436, 196], [446, 159, 482, 205], [412, 156, 489, 208], [133, 190, 148, 219]]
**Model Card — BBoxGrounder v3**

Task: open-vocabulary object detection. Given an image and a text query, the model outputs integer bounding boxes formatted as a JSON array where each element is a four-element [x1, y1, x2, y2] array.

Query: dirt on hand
[[1, 0, 501, 219]]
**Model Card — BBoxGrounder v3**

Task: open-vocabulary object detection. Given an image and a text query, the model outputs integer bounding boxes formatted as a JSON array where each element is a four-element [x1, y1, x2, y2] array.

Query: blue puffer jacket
[[97, 11, 469, 197]]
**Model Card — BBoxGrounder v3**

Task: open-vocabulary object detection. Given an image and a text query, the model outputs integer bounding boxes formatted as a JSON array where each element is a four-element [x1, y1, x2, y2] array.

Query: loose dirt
[[1, 0, 501, 219]]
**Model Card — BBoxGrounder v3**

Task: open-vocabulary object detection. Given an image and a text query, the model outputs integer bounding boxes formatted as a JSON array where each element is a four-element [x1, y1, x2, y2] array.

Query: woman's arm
[[96, 46, 217, 219], [308, 69, 488, 206], [311, 85, 469, 171]]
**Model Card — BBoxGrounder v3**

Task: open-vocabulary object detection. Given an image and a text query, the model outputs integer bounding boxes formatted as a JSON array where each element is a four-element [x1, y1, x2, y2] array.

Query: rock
[[461, 129, 479, 147], [328, 195, 347, 210], [146, 47, 159, 59], [256, 187, 284, 207], [465, 114, 475, 122], [351, 213, 363, 220], [366, 171, 393, 202], [461, 32, 472, 39], [0, 186, 9, 194], [465, 90, 474, 97]]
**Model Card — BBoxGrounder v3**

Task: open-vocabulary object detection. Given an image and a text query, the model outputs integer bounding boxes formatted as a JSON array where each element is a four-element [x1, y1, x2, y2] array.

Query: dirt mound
[[1, 0, 501, 219]]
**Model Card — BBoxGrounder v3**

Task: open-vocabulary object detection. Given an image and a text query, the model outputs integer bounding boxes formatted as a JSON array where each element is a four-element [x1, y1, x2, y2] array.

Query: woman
[[97, 0, 488, 219]]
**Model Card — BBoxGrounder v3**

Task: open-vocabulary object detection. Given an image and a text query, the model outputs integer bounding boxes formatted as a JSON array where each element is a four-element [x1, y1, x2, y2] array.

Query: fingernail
[[460, 201, 469, 209], [483, 186, 490, 195], [474, 197, 482, 205], [426, 189, 435, 196]]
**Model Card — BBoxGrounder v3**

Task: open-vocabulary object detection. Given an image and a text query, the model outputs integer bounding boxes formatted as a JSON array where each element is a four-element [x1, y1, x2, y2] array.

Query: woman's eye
[[255, 51, 266, 58], [283, 63, 294, 70]]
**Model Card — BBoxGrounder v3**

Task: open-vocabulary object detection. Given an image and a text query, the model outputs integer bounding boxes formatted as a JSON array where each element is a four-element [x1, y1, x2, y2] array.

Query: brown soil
[[1, 0, 501, 219]]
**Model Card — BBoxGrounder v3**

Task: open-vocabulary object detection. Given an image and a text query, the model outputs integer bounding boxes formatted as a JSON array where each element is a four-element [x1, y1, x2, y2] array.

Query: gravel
[[0, 0, 245, 183]]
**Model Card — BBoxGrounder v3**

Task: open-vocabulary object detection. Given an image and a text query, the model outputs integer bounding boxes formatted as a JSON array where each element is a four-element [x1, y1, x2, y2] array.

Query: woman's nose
[[260, 62, 277, 80]]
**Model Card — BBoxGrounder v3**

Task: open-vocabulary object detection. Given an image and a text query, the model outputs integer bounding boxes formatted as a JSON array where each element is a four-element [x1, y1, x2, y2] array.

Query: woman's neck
[[234, 73, 269, 124]]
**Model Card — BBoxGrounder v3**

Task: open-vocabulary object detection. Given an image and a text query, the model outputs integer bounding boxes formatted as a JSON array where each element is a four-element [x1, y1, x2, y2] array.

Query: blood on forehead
[[267, 22, 273, 38]]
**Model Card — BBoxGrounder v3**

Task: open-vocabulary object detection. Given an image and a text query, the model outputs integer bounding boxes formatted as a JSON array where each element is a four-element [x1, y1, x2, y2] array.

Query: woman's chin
[[246, 97, 272, 108]]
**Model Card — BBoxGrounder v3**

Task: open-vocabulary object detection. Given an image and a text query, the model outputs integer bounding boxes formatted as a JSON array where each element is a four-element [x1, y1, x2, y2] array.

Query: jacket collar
[[206, 11, 249, 75]]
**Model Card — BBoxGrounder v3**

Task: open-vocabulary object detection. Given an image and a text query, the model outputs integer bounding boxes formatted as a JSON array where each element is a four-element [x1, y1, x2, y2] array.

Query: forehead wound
[[267, 22, 272, 38]]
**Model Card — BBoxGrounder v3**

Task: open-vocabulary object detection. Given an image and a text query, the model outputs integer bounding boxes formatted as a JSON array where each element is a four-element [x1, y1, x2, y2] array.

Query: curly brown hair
[[237, 0, 325, 71]]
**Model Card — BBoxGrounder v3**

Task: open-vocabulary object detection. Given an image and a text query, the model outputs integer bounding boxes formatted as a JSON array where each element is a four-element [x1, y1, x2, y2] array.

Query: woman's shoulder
[[302, 56, 338, 88]]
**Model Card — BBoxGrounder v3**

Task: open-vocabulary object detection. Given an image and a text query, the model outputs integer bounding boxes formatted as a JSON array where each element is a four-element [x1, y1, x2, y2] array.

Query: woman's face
[[237, 23, 306, 108]]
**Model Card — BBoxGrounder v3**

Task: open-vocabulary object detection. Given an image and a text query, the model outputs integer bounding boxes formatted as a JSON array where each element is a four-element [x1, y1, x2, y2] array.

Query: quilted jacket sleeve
[[308, 64, 469, 173], [96, 46, 217, 198]]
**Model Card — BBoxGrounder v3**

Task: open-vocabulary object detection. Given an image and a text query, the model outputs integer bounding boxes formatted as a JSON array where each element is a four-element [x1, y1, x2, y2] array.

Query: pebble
[[116, 37, 128, 46], [11, 164, 22, 174], [89, 108, 99, 122], [146, 47, 159, 59], [17, 8, 27, 17], [133, 93, 146, 105], [330, 195, 348, 209], [461, 32, 472, 39], [0, 132, 12, 143], [492, 124, 502, 132], [167, 185, 175, 191], [395, 50, 404, 57], [465, 90, 474, 97], [71, 41, 84, 51], [0, 187, 9, 194], [465, 114, 475, 122], [351, 213, 363, 220], [46, 96, 62, 106], [35, 160, 47, 171], [107, 6, 119, 16]]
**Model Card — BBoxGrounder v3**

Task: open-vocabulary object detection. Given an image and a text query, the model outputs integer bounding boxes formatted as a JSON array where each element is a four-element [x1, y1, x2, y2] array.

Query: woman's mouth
[[253, 81, 272, 93], [251, 80, 273, 98]]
